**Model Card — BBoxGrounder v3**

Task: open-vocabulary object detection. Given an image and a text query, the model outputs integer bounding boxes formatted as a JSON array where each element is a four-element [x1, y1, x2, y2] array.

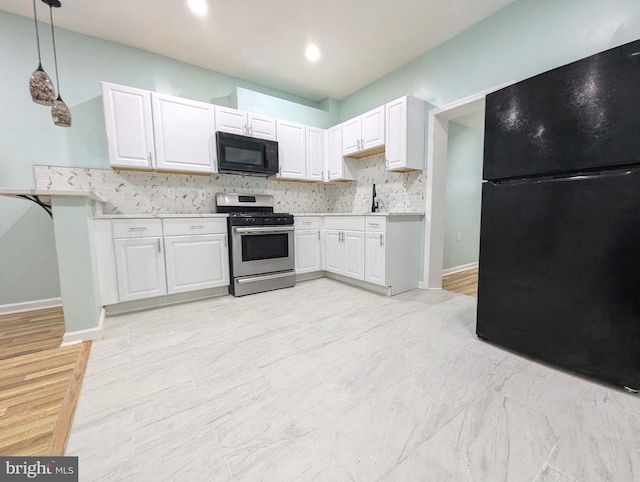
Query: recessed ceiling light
[[305, 44, 321, 62], [188, 0, 208, 16]]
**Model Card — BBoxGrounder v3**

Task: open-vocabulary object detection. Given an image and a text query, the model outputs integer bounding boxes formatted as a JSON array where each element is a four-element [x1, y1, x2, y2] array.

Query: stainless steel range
[[216, 193, 295, 296]]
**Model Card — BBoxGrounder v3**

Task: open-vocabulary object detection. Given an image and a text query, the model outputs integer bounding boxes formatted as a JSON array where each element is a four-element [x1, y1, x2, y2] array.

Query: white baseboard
[[60, 308, 105, 346], [442, 261, 479, 276], [0, 297, 62, 315]]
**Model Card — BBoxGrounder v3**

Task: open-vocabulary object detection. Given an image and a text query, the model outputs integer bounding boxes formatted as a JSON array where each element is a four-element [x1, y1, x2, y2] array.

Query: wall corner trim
[[61, 308, 105, 346]]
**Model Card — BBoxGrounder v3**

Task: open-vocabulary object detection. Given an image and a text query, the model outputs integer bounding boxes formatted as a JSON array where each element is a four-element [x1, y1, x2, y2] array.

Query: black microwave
[[216, 131, 278, 176]]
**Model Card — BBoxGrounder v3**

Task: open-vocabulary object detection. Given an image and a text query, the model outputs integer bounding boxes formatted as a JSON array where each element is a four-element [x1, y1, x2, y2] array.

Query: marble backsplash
[[34, 155, 426, 215], [327, 154, 425, 213]]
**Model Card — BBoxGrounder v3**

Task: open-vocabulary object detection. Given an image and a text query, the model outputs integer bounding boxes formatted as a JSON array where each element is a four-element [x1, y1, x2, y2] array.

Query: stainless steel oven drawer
[[233, 271, 295, 296]]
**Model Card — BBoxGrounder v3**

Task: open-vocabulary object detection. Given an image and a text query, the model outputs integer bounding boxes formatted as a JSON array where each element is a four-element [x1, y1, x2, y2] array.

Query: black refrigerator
[[476, 39, 640, 391]]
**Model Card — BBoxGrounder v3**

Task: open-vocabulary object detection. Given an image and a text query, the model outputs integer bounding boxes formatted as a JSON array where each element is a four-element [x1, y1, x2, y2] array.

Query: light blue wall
[[443, 122, 484, 271], [340, 0, 640, 119]]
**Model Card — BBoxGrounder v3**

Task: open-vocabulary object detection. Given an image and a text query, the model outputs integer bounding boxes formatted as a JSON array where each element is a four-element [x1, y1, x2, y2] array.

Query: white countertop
[[96, 212, 423, 219], [96, 213, 229, 219], [291, 212, 425, 217], [0, 188, 107, 203]]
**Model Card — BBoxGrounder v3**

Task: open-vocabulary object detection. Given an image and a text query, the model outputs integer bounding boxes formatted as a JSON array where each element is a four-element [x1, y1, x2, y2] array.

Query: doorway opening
[[422, 81, 514, 290]]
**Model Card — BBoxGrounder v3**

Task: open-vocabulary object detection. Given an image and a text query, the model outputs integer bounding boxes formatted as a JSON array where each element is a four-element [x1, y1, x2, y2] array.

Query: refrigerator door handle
[[492, 166, 639, 186]]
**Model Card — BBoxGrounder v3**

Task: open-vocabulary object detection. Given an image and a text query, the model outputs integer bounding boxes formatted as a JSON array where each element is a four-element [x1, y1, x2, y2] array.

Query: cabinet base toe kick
[[231, 270, 296, 297], [323, 272, 394, 296]]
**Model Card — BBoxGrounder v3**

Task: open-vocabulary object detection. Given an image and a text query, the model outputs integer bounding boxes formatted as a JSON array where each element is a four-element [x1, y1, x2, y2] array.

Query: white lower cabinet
[[113, 221, 167, 302], [112, 218, 229, 303], [114, 239, 167, 302], [164, 234, 228, 294], [365, 231, 386, 285], [363, 215, 423, 294], [323, 216, 365, 281], [294, 217, 321, 274]]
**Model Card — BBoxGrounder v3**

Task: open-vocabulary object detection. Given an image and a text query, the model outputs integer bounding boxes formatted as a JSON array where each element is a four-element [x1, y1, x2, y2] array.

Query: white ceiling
[[2, 0, 514, 101]]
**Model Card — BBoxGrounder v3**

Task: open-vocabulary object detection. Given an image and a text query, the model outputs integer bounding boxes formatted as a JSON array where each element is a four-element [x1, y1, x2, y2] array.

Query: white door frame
[[423, 81, 515, 289]]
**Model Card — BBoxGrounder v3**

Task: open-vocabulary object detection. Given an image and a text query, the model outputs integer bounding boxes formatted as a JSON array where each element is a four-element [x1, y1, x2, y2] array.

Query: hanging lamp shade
[[29, 0, 55, 105], [43, 0, 71, 127]]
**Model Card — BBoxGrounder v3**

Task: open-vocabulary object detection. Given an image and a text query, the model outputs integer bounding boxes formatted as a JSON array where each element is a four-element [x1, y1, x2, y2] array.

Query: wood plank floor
[[0, 307, 91, 456], [442, 267, 478, 297]]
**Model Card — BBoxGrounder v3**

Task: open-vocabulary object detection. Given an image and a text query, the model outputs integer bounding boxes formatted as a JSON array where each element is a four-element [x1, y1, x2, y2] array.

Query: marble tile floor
[[66, 278, 640, 481]]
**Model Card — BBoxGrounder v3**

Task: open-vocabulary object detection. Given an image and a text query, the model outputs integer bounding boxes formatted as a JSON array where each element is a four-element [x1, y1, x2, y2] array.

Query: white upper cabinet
[[102, 82, 217, 174], [152, 93, 216, 173], [361, 106, 385, 150], [102, 82, 155, 169], [276, 120, 323, 181], [214, 106, 277, 141], [342, 117, 361, 155], [327, 125, 357, 181], [385, 95, 426, 172], [305, 126, 324, 182], [276, 120, 306, 180], [342, 105, 385, 157], [248, 113, 278, 140]]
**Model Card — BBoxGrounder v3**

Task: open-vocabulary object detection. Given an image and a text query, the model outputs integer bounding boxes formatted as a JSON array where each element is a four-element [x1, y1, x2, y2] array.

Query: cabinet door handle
[[357, 139, 361, 150], [380, 234, 384, 247], [157, 238, 161, 252], [148, 152, 153, 163], [249, 124, 253, 136], [317, 231, 320, 240]]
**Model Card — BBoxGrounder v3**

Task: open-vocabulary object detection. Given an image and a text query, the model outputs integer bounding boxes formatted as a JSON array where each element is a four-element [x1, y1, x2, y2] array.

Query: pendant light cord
[[49, 5, 61, 95], [32, 0, 42, 63]]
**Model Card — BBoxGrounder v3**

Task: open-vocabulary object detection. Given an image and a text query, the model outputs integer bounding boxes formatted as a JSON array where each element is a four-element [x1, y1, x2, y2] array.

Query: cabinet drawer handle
[[303, 221, 312, 225], [190, 225, 205, 229], [368, 223, 380, 227], [128, 227, 148, 231]]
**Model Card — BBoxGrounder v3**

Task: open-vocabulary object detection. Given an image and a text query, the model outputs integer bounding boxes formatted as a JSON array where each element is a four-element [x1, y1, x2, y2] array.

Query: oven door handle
[[233, 226, 294, 235]]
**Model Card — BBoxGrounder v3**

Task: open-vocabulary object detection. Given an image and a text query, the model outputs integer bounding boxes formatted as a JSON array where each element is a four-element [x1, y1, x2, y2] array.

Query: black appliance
[[216, 131, 279, 176], [477, 39, 640, 391], [216, 193, 295, 296]]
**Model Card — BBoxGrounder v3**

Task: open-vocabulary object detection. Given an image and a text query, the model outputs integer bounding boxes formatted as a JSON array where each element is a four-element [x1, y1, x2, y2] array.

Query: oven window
[[242, 233, 289, 261], [225, 146, 264, 166]]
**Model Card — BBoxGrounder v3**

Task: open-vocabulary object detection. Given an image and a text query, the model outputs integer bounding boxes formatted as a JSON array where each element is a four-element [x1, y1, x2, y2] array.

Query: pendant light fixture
[[44, 0, 71, 127], [29, 0, 55, 105]]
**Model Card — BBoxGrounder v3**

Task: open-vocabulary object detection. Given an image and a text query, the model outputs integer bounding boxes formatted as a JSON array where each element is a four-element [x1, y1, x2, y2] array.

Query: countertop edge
[[95, 213, 229, 219], [95, 212, 424, 219], [0, 188, 107, 203], [291, 212, 425, 217]]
